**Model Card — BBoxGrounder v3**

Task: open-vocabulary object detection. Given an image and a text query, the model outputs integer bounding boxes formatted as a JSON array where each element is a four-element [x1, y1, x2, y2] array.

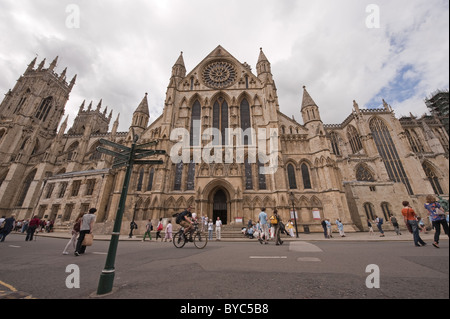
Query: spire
[[135, 93, 150, 116], [69, 74, 77, 90], [37, 58, 46, 70], [112, 113, 120, 135], [49, 56, 58, 71], [256, 47, 272, 80], [26, 57, 37, 72], [79, 100, 85, 113], [96, 99, 102, 111], [301, 86, 318, 109], [171, 51, 186, 78], [60, 67, 67, 81], [301, 86, 322, 125], [257, 47, 269, 64]]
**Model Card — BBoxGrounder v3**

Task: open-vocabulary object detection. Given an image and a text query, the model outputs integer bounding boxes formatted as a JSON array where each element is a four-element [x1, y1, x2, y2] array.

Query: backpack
[[378, 218, 384, 225], [176, 211, 186, 224]]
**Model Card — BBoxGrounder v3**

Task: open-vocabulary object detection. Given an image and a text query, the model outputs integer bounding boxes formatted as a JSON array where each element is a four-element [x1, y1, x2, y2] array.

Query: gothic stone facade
[[0, 46, 448, 235]]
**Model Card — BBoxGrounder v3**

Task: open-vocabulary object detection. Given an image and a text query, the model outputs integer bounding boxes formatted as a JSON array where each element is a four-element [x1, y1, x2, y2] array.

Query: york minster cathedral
[[0, 46, 448, 234]]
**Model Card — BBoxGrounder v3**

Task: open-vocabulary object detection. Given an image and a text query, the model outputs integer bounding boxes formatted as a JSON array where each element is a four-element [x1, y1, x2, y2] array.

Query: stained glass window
[[422, 162, 443, 195], [287, 164, 297, 189], [370, 117, 413, 195], [301, 163, 312, 189], [190, 100, 201, 146], [240, 99, 252, 145], [347, 125, 363, 154]]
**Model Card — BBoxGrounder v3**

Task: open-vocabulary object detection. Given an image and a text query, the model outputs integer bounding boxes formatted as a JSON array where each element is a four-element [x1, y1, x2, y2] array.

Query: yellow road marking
[[0, 280, 18, 292]]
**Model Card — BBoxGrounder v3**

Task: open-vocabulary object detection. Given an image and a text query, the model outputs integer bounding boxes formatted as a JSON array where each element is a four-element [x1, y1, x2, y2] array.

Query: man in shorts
[[178, 206, 194, 237]]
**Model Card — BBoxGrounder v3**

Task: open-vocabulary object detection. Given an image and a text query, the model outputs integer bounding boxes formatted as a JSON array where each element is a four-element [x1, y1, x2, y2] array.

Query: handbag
[[82, 233, 94, 246]]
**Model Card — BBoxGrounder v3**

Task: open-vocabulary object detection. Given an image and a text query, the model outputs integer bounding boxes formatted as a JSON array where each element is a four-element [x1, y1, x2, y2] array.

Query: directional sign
[[97, 147, 129, 160], [133, 160, 164, 165], [135, 140, 159, 149], [99, 139, 131, 152], [133, 150, 167, 160], [112, 161, 129, 169]]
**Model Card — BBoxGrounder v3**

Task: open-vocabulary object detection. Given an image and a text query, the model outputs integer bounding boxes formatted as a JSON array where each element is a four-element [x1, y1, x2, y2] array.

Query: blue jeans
[[408, 220, 426, 246]]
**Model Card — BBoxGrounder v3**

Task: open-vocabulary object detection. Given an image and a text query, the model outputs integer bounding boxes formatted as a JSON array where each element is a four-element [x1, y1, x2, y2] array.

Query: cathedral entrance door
[[213, 189, 228, 225]]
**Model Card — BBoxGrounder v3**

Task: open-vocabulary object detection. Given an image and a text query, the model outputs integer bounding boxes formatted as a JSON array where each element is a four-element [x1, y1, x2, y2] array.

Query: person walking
[[0, 214, 16, 242], [390, 214, 402, 235], [367, 220, 374, 235], [321, 219, 328, 238], [164, 220, 173, 242], [208, 219, 214, 241], [156, 218, 163, 241], [62, 212, 84, 255], [336, 219, 346, 237], [258, 208, 269, 244], [25, 215, 40, 241], [74, 208, 96, 256], [375, 215, 385, 237], [401, 201, 426, 247], [424, 195, 449, 249], [215, 217, 222, 241], [272, 210, 283, 245], [142, 219, 152, 241], [325, 219, 332, 238]]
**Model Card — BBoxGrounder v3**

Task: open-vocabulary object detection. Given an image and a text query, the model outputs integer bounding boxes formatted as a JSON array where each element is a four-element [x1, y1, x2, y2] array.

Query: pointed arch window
[[301, 163, 312, 189], [364, 202, 375, 221], [190, 100, 201, 146], [370, 117, 413, 195], [146, 168, 154, 191], [258, 160, 267, 190], [35, 97, 53, 122], [16, 170, 36, 207], [405, 129, 424, 153], [287, 164, 297, 189], [329, 131, 341, 156], [240, 99, 252, 145], [245, 157, 253, 190], [186, 160, 196, 190], [347, 125, 363, 154], [174, 161, 183, 191], [356, 164, 375, 182], [136, 168, 144, 191], [213, 97, 228, 146], [380, 202, 392, 220], [422, 162, 443, 195]]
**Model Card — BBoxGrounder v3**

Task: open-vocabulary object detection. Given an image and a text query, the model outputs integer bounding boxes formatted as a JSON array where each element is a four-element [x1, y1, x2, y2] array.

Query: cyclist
[[177, 206, 194, 239]]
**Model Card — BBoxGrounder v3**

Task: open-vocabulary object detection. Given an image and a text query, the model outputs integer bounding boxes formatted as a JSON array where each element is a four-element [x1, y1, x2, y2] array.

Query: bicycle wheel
[[193, 232, 208, 249], [173, 231, 186, 248]]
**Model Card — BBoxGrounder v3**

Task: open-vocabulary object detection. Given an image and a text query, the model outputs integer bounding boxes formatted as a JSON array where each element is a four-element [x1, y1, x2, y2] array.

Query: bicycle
[[173, 221, 208, 249]]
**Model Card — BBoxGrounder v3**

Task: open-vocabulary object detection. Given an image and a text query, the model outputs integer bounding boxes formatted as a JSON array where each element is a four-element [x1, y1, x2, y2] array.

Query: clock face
[[202, 61, 237, 89]]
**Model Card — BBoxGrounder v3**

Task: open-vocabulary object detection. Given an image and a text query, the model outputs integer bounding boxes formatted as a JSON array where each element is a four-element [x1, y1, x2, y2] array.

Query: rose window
[[202, 61, 237, 89]]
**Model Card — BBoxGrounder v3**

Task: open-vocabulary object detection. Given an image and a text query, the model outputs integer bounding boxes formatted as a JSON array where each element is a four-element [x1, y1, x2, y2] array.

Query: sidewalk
[[30, 230, 447, 243]]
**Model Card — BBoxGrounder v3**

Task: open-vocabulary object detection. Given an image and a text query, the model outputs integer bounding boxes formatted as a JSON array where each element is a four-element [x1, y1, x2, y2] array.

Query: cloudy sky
[[0, 0, 448, 132]]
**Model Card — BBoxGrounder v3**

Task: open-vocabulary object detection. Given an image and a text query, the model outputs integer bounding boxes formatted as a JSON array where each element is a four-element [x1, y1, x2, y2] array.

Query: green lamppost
[[96, 135, 164, 295]]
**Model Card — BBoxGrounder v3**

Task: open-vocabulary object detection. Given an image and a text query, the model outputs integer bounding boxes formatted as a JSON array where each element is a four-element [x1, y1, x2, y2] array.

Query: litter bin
[[303, 225, 310, 234]]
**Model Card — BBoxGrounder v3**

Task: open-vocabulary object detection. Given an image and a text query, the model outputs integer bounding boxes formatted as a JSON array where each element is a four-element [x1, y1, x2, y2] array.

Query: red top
[[29, 218, 40, 227], [401, 207, 416, 221]]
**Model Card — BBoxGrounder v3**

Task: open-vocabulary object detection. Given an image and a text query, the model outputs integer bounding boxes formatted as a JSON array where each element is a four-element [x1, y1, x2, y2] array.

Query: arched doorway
[[213, 189, 228, 225]]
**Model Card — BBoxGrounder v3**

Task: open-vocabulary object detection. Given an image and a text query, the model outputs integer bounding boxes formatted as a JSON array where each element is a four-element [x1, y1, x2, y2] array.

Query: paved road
[[0, 233, 448, 300]]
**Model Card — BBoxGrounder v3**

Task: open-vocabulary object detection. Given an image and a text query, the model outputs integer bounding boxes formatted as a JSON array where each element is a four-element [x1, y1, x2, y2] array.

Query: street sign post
[[96, 135, 165, 295]]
